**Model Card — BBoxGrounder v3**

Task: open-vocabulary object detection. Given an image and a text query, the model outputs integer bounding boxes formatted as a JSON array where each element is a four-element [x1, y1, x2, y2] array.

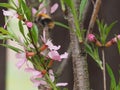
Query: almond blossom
[[87, 34, 96, 42], [32, 3, 59, 16], [16, 52, 27, 69], [48, 51, 68, 61], [16, 51, 35, 69], [41, 29, 61, 51], [25, 21, 33, 28], [49, 69, 68, 87], [26, 68, 68, 88], [25, 67, 46, 87], [2, 9, 18, 28]]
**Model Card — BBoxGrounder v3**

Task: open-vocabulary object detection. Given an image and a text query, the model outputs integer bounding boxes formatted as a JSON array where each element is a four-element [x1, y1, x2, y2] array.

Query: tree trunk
[[67, 0, 90, 90]]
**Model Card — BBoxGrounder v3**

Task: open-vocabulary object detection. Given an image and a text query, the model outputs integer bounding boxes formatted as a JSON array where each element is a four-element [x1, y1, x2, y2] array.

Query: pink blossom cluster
[[15, 29, 68, 87], [2, 1, 68, 89]]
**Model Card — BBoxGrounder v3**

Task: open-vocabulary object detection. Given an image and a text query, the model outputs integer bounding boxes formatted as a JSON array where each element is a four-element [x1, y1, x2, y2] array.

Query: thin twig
[[85, 0, 102, 41], [102, 48, 106, 90]]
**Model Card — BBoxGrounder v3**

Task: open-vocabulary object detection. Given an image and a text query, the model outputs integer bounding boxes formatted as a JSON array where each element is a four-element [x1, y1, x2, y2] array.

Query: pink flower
[[49, 69, 68, 87], [2, 9, 18, 28], [32, 3, 59, 16], [41, 29, 61, 51], [25, 67, 46, 87], [25, 21, 33, 28], [87, 34, 96, 42], [2, 9, 18, 17], [16, 51, 35, 69], [16, 53, 27, 69], [48, 51, 68, 61], [113, 35, 120, 42], [46, 40, 61, 51]]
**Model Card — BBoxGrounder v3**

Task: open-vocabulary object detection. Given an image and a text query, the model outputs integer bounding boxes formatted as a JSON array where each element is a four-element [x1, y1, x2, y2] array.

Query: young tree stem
[[102, 48, 106, 90]]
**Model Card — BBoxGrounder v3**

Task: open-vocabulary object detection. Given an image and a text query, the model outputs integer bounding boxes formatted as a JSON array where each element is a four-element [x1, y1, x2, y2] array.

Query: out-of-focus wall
[[5, 18, 38, 90]]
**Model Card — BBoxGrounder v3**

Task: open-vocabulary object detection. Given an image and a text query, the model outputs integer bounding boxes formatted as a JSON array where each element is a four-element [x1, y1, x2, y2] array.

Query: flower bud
[[26, 52, 35, 58], [47, 59, 54, 68], [25, 21, 33, 28], [40, 44, 48, 51], [95, 40, 102, 47], [87, 34, 96, 42], [41, 70, 47, 75]]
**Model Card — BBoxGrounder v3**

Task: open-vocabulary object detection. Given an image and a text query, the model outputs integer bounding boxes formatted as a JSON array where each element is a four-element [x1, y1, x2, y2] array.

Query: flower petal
[[2, 9, 15, 16], [50, 3, 59, 13], [25, 68, 42, 76], [32, 8, 37, 16], [56, 83, 68, 86], [39, 3, 47, 13], [46, 40, 61, 50], [16, 59, 26, 69], [48, 51, 61, 61], [16, 53, 26, 59], [49, 69, 55, 82], [60, 52, 68, 59]]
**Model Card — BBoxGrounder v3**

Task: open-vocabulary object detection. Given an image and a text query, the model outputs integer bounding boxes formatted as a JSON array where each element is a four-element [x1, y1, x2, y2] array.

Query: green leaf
[[63, 0, 72, 9], [29, 24, 38, 44], [0, 3, 16, 10], [0, 44, 23, 52], [55, 21, 71, 30], [20, 0, 31, 20], [116, 81, 120, 90], [60, 0, 66, 12], [0, 34, 12, 40], [105, 21, 116, 37], [85, 43, 103, 69], [106, 63, 116, 90], [18, 20, 25, 37], [79, 0, 88, 21], [97, 20, 116, 45], [117, 39, 120, 54], [0, 27, 9, 35]]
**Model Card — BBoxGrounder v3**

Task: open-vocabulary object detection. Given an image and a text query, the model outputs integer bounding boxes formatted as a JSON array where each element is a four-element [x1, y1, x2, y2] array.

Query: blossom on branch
[[32, 3, 59, 16]]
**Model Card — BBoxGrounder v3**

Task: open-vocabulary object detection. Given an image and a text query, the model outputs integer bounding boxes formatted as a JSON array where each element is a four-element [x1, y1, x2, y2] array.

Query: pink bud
[[87, 34, 96, 42], [26, 21, 33, 28], [113, 34, 120, 43], [117, 35, 120, 40]]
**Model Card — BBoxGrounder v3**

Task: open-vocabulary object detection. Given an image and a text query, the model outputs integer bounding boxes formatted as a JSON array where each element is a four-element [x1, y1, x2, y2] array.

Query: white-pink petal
[[46, 40, 61, 50], [41, 29, 46, 43], [16, 53, 26, 59], [30, 76, 47, 87], [49, 69, 55, 82], [16, 59, 26, 69], [48, 51, 61, 61], [56, 83, 68, 87], [50, 3, 59, 14], [2, 9, 17, 17], [25, 68, 39, 75], [39, 3, 47, 13], [60, 52, 68, 59], [32, 8, 37, 16]]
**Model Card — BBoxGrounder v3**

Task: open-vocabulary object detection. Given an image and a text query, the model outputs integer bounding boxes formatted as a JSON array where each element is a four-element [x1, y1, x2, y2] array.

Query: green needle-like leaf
[[0, 44, 23, 52], [106, 63, 116, 90]]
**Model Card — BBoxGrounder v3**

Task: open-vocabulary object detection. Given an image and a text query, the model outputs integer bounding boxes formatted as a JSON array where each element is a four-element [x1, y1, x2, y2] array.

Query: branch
[[67, 2, 90, 90], [86, 0, 102, 40], [102, 48, 107, 90]]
